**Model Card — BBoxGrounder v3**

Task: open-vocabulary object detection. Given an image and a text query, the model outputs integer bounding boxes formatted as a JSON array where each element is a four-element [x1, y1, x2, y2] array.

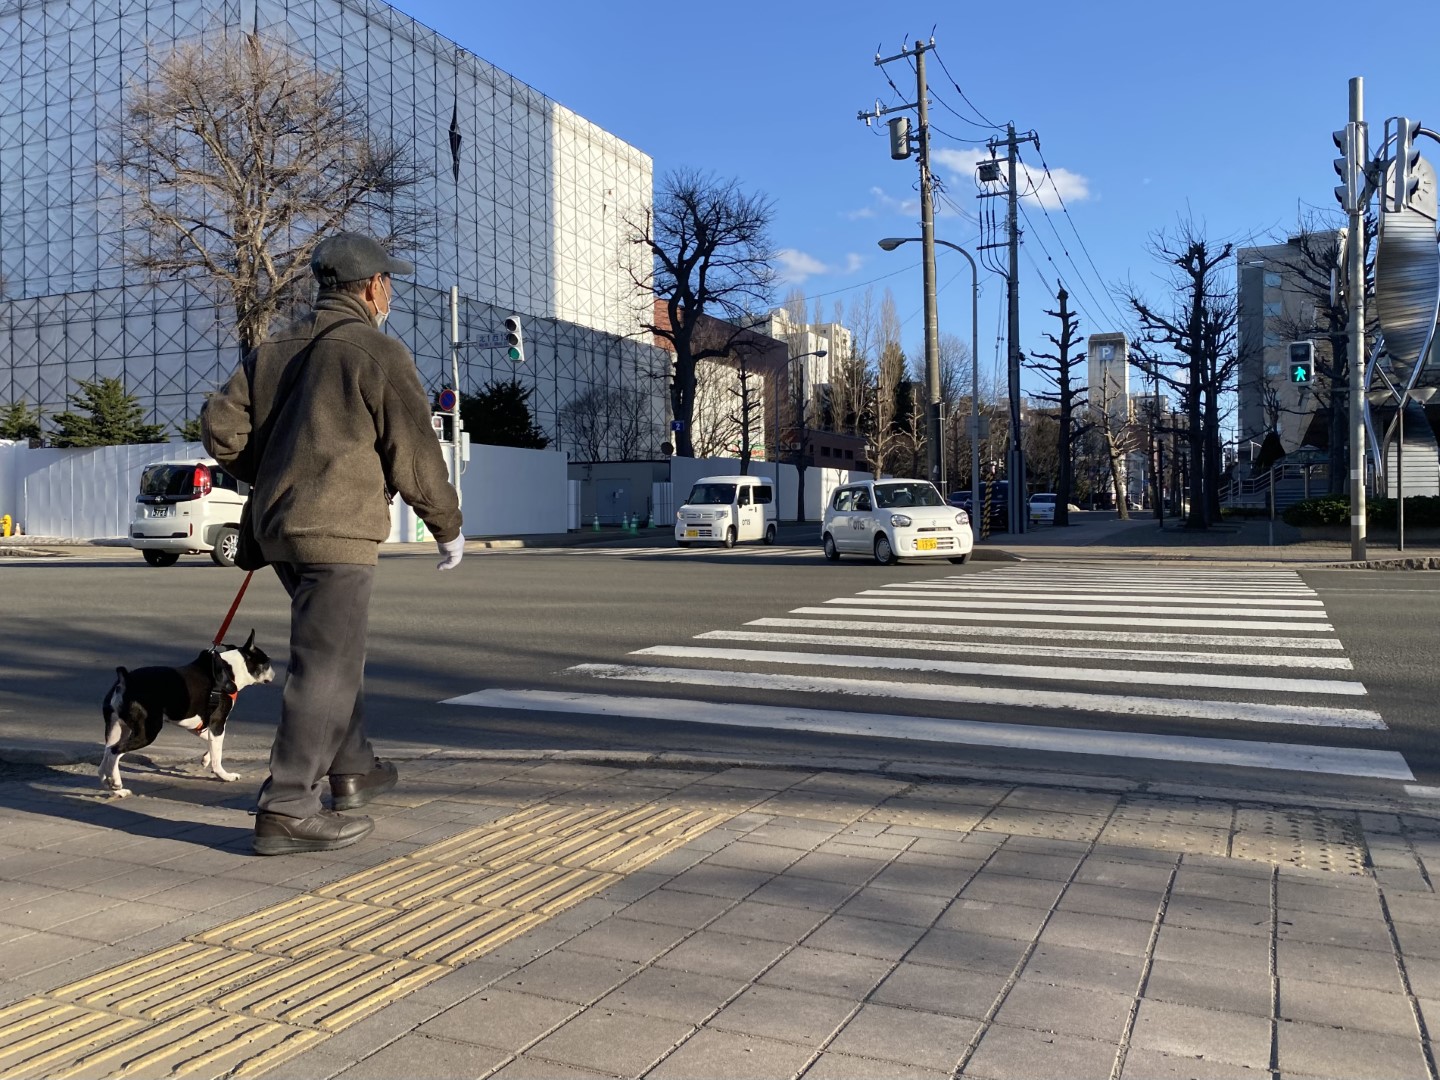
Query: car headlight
[[675, 511, 683, 522], [955, 511, 969, 524], [889, 514, 912, 527]]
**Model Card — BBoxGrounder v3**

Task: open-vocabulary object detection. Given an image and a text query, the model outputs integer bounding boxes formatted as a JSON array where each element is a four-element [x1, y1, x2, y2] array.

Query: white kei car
[[821, 479, 973, 565]]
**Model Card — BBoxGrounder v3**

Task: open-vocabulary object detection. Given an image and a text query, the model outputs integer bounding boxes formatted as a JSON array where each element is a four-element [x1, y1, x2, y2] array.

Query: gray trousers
[[257, 562, 378, 818]]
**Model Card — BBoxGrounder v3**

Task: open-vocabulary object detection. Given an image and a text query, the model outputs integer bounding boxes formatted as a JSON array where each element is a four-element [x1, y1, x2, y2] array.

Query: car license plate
[[150, 506, 170, 518], [685, 529, 698, 538], [916, 537, 937, 551]]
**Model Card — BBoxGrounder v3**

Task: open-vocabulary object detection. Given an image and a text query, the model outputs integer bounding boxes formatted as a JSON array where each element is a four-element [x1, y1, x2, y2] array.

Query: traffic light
[[888, 117, 911, 160], [1333, 125, 1361, 212], [502, 314, 525, 363], [1391, 117, 1422, 211], [1289, 341, 1315, 385]]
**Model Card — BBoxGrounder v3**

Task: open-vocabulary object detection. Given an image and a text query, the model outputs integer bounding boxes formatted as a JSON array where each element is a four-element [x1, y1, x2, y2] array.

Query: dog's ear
[[244, 629, 255, 650]]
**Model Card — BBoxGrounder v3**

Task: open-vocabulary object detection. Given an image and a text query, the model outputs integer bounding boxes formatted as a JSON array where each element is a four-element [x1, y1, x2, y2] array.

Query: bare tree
[[1263, 216, 1373, 494], [1092, 368, 1141, 517], [1025, 284, 1089, 525], [867, 290, 906, 477], [113, 31, 429, 354], [1123, 220, 1239, 528], [625, 170, 776, 457], [559, 387, 653, 461], [559, 388, 609, 462], [831, 288, 877, 439], [689, 360, 743, 459]]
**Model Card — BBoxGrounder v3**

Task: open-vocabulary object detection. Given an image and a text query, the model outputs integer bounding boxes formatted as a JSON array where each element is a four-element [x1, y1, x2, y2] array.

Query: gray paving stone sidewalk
[[0, 754, 1436, 1078]]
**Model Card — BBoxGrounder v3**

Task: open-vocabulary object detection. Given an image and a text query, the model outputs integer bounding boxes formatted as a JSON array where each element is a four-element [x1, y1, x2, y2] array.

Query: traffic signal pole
[[1346, 78, 1367, 562], [449, 286, 464, 511]]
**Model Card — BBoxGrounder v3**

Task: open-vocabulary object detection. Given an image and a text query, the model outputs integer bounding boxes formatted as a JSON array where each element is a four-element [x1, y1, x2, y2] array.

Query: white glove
[[436, 534, 465, 570]]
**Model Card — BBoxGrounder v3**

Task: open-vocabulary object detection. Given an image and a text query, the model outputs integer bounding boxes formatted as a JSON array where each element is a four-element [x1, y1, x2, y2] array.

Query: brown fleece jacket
[[202, 292, 461, 565]]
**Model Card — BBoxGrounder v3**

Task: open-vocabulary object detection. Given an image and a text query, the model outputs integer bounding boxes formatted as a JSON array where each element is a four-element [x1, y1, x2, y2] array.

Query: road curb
[[19, 742, 1440, 820]]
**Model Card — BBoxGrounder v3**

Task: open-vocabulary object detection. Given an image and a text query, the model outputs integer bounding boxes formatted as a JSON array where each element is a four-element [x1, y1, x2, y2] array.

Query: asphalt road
[[3, 541, 1439, 802]]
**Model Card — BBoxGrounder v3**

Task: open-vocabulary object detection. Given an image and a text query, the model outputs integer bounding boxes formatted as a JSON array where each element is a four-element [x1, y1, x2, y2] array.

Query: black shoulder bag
[[234, 318, 367, 571]]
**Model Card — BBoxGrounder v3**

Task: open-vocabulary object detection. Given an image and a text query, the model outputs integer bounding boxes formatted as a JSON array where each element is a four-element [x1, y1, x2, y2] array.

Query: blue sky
[[398, 0, 1439, 406]]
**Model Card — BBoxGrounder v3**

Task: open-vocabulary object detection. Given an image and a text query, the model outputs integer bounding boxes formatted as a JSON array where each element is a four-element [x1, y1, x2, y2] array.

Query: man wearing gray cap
[[203, 231, 464, 855]]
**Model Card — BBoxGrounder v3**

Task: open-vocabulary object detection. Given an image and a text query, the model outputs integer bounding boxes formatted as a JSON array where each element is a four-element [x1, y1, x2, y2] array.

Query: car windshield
[[140, 465, 197, 497], [1033, 494, 1055, 504], [687, 483, 736, 506], [874, 482, 943, 509]]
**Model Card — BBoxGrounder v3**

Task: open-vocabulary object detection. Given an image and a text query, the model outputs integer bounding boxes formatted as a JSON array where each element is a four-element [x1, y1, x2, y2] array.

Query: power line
[[1032, 149, 1131, 329], [1016, 199, 1106, 330], [1015, 160, 1113, 329], [929, 45, 1006, 131]]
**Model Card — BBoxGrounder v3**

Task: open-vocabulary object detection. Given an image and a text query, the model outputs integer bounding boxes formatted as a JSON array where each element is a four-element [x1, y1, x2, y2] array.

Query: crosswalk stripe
[[697, 629, 1354, 669], [844, 594, 1328, 619], [630, 645, 1366, 697], [746, 617, 1347, 650], [898, 585, 1320, 598], [440, 689, 1412, 780], [878, 588, 1323, 607], [800, 606, 1335, 632], [570, 663, 1386, 729]]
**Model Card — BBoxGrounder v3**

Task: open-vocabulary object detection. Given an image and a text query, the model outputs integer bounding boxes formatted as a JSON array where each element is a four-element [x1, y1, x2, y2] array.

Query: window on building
[[1264, 363, 1281, 377], [1263, 331, 1282, 348], [1263, 301, 1282, 318], [1264, 272, 1282, 288]]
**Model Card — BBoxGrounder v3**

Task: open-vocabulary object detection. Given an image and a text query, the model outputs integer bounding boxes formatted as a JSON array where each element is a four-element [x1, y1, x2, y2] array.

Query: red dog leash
[[212, 570, 256, 647]]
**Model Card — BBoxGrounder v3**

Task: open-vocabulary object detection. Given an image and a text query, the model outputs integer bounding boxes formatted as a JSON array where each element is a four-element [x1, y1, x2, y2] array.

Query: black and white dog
[[101, 630, 274, 797]]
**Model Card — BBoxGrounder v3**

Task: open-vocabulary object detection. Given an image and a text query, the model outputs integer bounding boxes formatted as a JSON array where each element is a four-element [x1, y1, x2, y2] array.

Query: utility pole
[[978, 125, 1039, 533], [858, 36, 943, 491], [914, 43, 943, 492], [1005, 124, 1023, 534]]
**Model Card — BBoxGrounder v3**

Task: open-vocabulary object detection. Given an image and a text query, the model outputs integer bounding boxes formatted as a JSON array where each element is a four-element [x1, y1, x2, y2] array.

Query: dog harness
[[202, 649, 239, 733]]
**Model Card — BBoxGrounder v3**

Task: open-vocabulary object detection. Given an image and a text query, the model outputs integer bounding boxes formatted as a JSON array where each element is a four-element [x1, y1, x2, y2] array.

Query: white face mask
[[373, 275, 392, 330]]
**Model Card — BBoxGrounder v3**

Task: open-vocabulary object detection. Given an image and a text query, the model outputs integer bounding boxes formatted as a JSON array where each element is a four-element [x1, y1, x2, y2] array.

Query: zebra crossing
[[445, 562, 1414, 783]]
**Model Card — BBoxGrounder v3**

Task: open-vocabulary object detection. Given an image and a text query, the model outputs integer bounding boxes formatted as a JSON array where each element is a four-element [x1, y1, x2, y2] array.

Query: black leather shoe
[[329, 759, 399, 811], [254, 810, 373, 855]]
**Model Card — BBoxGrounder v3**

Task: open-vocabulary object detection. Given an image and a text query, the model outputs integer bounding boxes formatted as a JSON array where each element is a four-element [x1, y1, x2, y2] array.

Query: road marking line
[[879, 588, 1323, 606], [441, 688, 1412, 780], [633, 645, 1365, 696], [845, 594, 1329, 619], [568, 663, 1386, 729], [699, 629, 1354, 669], [748, 617, 1347, 650], [798, 606, 1335, 632]]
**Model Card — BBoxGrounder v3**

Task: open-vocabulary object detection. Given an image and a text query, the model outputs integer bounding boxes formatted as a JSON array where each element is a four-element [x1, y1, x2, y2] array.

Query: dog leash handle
[[213, 571, 255, 647]]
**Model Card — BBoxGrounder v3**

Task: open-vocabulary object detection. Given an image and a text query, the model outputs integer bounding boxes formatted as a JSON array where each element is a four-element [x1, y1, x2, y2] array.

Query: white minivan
[[675, 474, 777, 547], [129, 458, 249, 567]]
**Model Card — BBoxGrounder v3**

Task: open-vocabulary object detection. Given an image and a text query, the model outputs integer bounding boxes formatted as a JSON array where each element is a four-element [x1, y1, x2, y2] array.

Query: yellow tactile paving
[[0, 801, 728, 1079]]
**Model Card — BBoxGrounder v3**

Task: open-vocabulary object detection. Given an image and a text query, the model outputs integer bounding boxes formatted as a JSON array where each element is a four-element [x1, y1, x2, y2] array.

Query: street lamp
[[1368, 384, 1437, 551], [774, 348, 827, 523], [879, 236, 981, 541]]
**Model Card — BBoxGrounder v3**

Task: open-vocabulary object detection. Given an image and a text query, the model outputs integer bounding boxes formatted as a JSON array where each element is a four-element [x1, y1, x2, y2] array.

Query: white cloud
[[845, 186, 918, 221], [775, 249, 831, 285], [932, 148, 1091, 212], [774, 249, 867, 285]]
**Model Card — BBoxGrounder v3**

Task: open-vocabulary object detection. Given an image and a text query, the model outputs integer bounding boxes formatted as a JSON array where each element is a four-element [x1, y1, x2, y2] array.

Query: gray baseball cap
[[310, 232, 414, 287]]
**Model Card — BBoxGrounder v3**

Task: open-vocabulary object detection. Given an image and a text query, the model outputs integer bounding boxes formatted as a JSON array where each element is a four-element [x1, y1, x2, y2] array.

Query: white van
[[675, 474, 777, 547], [129, 458, 249, 567]]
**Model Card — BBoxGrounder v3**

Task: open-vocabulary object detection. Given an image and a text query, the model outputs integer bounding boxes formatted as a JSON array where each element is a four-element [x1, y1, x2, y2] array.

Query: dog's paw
[[107, 787, 133, 798], [214, 769, 241, 783]]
